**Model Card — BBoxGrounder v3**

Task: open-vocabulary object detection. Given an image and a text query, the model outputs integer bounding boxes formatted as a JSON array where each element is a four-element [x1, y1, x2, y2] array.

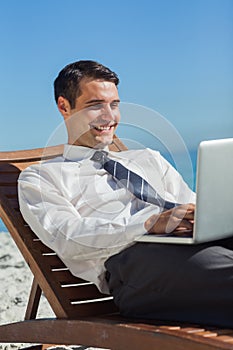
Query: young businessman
[[18, 60, 233, 327]]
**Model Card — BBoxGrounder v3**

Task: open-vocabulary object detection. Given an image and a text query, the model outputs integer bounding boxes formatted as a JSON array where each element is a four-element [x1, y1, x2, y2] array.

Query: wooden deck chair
[[0, 136, 233, 350]]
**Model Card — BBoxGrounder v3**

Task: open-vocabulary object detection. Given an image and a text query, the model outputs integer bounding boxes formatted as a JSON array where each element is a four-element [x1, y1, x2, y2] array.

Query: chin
[[95, 134, 114, 146]]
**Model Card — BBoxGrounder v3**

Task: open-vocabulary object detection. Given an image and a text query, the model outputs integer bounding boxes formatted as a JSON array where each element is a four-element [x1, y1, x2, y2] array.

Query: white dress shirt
[[18, 145, 196, 293]]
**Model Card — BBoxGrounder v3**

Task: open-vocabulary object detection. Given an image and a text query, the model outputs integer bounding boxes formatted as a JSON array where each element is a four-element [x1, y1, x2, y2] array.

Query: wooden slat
[[7, 198, 19, 209], [111, 136, 128, 152], [0, 185, 17, 197], [31, 239, 57, 254], [0, 172, 20, 184], [0, 318, 233, 350], [60, 298, 117, 318], [0, 144, 64, 162], [10, 161, 39, 171], [51, 269, 88, 284], [0, 163, 21, 172], [41, 254, 67, 269], [60, 283, 110, 302]]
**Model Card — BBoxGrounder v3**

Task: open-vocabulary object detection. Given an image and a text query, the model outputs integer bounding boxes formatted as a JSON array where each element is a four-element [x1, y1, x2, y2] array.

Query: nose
[[101, 104, 115, 121]]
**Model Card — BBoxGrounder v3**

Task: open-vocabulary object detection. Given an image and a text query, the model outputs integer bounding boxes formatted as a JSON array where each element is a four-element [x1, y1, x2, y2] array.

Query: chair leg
[[25, 277, 42, 320]]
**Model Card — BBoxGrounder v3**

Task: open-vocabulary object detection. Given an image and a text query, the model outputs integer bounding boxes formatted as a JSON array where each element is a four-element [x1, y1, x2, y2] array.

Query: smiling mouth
[[91, 123, 117, 131]]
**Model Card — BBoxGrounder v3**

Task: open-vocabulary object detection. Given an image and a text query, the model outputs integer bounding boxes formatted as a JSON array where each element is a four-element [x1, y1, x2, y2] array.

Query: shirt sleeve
[[18, 165, 156, 262]]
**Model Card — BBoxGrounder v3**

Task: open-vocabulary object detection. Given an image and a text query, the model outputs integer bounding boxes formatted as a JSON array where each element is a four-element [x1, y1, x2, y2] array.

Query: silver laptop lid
[[194, 138, 233, 243]]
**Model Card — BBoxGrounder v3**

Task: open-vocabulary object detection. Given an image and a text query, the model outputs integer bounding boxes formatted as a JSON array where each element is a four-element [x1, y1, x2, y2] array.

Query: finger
[[186, 203, 195, 211], [174, 203, 195, 212], [183, 211, 195, 220], [177, 218, 193, 230], [169, 209, 192, 221], [166, 217, 193, 233], [171, 205, 195, 219]]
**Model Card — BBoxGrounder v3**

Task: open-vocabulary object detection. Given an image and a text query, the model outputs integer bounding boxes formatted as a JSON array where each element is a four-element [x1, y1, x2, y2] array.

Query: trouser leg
[[105, 238, 233, 327]]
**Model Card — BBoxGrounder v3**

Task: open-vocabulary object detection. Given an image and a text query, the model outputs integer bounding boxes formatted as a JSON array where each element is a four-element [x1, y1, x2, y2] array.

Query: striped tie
[[91, 150, 178, 210]]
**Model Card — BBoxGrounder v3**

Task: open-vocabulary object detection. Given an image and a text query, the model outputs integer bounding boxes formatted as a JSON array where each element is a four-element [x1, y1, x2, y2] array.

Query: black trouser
[[105, 237, 233, 328]]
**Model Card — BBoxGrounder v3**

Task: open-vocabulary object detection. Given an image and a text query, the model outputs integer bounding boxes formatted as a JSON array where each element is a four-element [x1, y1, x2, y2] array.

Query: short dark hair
[[54, 60, 119, 108]]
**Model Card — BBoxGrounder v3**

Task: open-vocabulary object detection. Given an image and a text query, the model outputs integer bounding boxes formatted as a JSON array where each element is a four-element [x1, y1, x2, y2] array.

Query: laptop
[[135, 138, 233, 244]]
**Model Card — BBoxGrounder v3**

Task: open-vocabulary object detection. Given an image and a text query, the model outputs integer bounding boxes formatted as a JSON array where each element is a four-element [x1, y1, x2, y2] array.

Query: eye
[[88, 103, 103, 110], [110, 101, 120, 109]]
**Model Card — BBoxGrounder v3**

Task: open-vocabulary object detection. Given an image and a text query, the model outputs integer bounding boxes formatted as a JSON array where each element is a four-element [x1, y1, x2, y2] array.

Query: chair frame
[[0, 138, 233, 350]]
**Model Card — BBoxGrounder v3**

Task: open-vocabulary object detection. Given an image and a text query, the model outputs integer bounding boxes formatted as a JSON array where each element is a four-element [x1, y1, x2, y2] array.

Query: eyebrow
[[85, 99, 120, 105]]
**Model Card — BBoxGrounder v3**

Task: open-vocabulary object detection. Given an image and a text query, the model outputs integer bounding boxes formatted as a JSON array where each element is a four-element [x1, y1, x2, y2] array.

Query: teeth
[[94, 125, 112, 130]]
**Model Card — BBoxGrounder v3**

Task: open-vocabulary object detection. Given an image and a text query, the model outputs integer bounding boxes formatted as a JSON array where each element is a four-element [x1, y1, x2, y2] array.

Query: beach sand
[[0, 232, 107, 350]]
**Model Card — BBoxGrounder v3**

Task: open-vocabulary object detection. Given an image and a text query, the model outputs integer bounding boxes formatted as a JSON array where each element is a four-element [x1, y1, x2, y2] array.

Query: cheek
[[79, 110, 100, 124], [114, 110, 121, 123]]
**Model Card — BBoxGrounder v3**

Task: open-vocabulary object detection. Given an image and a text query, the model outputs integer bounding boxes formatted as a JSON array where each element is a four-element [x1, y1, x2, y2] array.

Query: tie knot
[[91, 150, 108, 165]]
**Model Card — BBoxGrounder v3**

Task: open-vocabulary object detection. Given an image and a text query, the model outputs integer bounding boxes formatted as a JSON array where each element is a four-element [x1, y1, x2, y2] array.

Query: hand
[[144, 203, 195, 235]]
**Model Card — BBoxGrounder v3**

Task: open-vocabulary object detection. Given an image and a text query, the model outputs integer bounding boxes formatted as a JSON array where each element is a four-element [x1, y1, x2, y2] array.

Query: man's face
[[67, 79, 120, 148]]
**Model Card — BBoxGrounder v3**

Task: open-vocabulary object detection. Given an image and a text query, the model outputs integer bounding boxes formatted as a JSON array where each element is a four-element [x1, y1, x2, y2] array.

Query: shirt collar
[[63, 144, 109, 162]]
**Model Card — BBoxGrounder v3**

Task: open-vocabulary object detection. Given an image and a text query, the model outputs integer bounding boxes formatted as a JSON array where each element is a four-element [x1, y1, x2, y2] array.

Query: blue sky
[[0, 0, 232, 231], [0, 0, 232, 154]]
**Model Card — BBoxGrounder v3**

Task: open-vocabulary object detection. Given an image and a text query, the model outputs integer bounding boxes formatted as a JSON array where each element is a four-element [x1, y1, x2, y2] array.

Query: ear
[[57, 96, 71, 119]]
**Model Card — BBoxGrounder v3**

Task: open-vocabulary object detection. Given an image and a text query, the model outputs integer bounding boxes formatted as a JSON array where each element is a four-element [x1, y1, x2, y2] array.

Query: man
[[18, 60, 233, 327]]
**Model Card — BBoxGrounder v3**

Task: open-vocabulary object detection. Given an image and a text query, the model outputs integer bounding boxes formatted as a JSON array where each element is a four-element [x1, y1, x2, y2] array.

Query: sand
[[0, 232, 107, 350]]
